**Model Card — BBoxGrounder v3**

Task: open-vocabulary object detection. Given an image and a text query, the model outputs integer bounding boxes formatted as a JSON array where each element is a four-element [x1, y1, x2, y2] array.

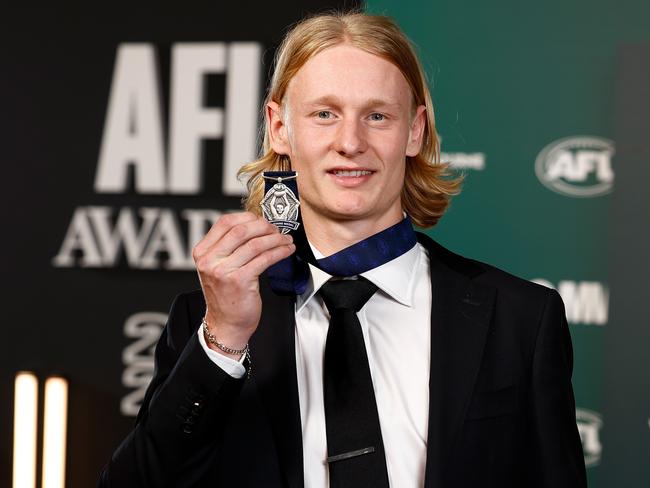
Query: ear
[[406, 105, 427, 157], [267, 100, 291, 156]]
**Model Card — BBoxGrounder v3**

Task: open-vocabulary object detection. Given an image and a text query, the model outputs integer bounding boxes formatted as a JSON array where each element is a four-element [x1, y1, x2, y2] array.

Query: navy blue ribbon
[[315, 218, 417, 277]]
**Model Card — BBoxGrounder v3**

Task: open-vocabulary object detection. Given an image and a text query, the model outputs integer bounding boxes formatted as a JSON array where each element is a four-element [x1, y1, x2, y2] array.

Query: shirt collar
[[295, 241, 421, 313]]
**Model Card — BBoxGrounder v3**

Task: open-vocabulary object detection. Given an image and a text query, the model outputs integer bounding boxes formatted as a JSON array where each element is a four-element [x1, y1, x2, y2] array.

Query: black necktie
[[320, 278, 390, 488]]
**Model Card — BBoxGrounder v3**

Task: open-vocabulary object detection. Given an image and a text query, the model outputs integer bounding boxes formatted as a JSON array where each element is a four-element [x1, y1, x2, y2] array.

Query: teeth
[[333, 170, 372, 177]]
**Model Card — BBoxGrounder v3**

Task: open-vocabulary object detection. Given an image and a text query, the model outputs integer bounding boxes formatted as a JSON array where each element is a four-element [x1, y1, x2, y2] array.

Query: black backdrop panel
[[0, 3, 360, 487]]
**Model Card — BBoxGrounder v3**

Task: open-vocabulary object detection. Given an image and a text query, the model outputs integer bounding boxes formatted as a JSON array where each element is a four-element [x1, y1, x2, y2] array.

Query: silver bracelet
[[202, 318, 249, 356]]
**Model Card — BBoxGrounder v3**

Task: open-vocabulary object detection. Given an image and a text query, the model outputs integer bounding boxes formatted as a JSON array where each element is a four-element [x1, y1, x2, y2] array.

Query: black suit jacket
[[99, 233, 587, 487]]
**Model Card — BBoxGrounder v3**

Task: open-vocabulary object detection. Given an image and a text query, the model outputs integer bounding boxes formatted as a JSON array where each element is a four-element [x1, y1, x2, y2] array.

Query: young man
[[100, 12, 587, 488]]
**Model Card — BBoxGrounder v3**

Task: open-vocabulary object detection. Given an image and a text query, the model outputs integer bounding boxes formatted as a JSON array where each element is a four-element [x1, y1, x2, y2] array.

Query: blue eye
[[369, 113, 385, 121], [317, 111, 332, 119]]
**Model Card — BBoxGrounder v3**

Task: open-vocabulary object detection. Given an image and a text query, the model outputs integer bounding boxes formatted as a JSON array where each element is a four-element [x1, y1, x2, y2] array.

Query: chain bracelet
[[201, 318, 249, 355]]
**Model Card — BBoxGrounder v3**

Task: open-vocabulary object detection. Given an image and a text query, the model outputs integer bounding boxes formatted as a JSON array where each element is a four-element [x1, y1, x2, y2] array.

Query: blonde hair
[[238, 11, 462, 228]]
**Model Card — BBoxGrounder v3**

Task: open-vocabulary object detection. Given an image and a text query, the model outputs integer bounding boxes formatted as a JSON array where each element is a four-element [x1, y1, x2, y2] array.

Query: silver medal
[[260, 175, 300, 234]]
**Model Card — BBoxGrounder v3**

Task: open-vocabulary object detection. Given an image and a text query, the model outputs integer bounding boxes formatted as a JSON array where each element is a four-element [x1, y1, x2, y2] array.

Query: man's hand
[[192, 212, 295, 359]]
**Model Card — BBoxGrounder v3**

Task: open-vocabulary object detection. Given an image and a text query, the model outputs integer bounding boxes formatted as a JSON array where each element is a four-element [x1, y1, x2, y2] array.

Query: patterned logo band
[[261, 171, 300, 234]]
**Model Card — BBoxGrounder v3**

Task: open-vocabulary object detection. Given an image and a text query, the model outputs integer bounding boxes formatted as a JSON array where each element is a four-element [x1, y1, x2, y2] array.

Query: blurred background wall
[[1, 1, 648, 486]]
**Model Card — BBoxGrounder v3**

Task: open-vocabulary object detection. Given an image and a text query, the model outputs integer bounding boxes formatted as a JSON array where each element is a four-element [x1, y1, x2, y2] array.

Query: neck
[[302, 208, 404, 256]]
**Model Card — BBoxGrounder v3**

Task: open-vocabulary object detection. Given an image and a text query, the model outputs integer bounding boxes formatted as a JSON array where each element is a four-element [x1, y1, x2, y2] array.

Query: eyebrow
[[303, 95, 403, 111]]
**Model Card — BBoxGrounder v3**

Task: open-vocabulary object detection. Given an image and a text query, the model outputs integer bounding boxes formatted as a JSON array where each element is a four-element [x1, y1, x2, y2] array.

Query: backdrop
[[1, 2, 648, 487]]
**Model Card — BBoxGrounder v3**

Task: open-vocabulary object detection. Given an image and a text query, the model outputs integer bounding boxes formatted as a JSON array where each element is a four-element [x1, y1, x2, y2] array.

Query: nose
[[333, 118, 368, 156]]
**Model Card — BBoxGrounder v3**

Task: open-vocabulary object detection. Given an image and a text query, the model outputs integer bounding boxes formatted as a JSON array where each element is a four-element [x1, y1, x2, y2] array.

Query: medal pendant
[[261, 173, 300, 234]]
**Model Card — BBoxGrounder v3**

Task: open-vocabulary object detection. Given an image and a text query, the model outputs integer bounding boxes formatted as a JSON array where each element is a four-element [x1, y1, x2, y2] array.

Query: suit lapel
[[250, 278, 304, 488], [418, 234, 496, 488]]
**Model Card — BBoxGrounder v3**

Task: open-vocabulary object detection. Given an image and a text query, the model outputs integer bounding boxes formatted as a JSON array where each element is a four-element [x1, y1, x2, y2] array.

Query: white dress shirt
[[198, 242, 432, 487]]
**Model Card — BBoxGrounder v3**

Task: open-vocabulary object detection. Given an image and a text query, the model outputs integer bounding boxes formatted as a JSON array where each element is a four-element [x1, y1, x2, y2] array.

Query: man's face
[[268, 44, 426, 231]]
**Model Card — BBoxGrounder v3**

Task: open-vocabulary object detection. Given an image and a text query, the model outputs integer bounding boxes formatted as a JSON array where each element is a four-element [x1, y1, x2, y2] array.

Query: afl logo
[[535, 136, 615, 197], [576, 408, 602, 468]]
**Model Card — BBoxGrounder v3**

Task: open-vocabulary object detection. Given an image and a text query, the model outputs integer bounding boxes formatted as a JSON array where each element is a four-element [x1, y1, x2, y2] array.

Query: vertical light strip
[[12, 372, 38, 488], [42, 376, 69, 488]]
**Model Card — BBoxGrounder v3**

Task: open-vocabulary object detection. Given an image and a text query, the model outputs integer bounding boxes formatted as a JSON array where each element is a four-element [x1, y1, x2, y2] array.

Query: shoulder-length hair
[[238, 11, 462, 228]]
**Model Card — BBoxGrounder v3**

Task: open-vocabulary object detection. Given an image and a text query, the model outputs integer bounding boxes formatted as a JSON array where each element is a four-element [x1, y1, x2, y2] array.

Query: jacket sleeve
[[527, 289, 588, 487], [98, 293, 247, 488]]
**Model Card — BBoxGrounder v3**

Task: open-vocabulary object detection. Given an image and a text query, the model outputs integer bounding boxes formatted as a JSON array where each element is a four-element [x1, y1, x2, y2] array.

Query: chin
[[305, 195, 390, 222], [329, 200, 371, 218], [330, 207, 382, 224]]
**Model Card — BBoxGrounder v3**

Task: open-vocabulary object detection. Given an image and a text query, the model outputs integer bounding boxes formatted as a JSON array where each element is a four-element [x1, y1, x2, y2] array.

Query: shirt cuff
[[197, 325, 247, 379]]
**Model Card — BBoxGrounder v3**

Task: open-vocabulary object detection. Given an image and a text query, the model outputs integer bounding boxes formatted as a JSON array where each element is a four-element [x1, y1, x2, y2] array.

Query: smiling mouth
[[328, 169, 374, 177]]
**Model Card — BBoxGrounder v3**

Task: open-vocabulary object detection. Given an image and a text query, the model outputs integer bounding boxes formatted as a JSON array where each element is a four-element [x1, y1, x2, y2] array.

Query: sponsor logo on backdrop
[[121, 312, 166, 416], [53, 42, 263, 270], [531, 279, 609, 325], [441, 151, 486, 170], [576, 408, 602, 468], [535, 136, 615, 197]]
